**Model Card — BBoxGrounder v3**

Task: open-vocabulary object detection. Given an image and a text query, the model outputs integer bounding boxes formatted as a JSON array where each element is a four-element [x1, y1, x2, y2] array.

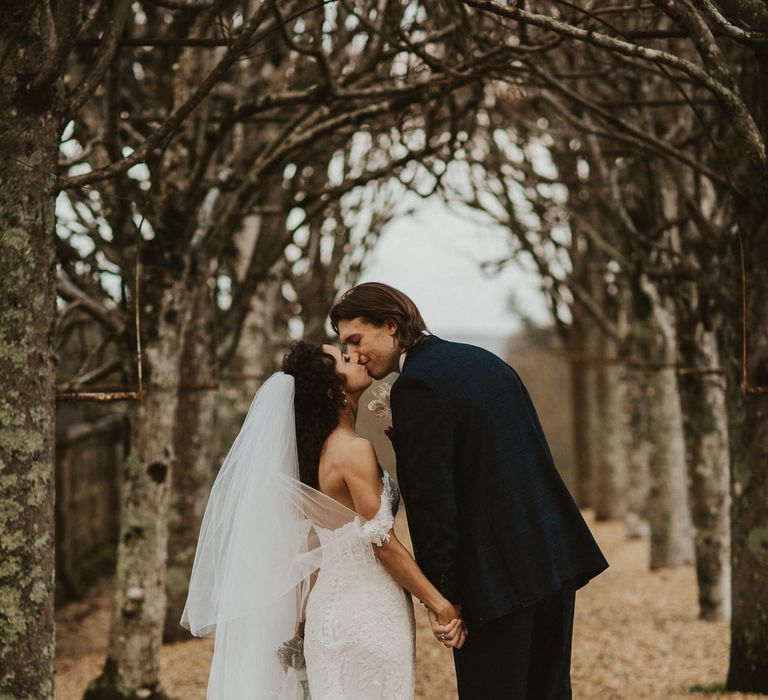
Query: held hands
[[428, 604, 468, 649]]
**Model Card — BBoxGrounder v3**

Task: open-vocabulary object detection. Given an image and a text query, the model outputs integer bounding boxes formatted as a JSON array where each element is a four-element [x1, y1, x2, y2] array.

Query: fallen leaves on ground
[[55, 512, 762, 699]]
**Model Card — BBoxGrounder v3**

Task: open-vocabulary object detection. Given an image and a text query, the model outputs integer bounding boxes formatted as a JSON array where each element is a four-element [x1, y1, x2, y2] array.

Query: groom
[[330, 283, 608, 699]]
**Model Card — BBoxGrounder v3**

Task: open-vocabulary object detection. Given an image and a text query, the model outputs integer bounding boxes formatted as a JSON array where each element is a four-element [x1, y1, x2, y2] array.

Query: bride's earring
[[342, 392, 349, 406]]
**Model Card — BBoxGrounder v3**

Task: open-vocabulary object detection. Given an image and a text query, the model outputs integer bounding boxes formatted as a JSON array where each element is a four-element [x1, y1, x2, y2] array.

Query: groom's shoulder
[[398, 338, 507, 391], [409, 336, 503, 369]]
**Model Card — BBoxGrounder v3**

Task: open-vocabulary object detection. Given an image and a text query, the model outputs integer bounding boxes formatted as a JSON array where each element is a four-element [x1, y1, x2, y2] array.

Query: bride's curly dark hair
[[281, 341, 347, 489]]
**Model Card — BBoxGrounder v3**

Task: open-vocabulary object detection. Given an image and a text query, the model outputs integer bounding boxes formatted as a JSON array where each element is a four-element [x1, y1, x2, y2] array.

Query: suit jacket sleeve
[[391, 376, 458, 602]]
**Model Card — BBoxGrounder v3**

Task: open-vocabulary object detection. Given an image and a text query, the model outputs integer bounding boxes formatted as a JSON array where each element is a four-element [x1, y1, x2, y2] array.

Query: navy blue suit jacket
[[390, 335, 608, 627]]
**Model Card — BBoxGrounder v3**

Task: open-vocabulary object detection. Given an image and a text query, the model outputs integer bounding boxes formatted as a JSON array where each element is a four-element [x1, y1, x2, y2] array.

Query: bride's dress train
[[304, 472, 416, 699]]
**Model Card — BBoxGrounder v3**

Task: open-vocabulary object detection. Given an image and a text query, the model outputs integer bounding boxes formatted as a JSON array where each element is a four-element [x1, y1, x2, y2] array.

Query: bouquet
[[277, 633, 310, 699]]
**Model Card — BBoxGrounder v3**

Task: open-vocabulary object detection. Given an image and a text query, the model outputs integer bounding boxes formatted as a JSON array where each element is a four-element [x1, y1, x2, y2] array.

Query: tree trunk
[[582, 370, 603, 510], [580, 311, 605, 511], [163, 285, 219, 642], [301, 291, 333, 343], [229, 271, 288, 413], [86, 282, 192, 700], [646, 365, 694, 568], [0, 15, 64, 694], [622, 365, 651, 539], [569, 349, 593, 510], [660, 161, 733, 620], [592, 337, 627, 521], [725, 217, 768, 691], [567, 231, 594, 510], [0, 109, 59, 700], [724, 50, 768, 694], [678, 321, 731, 620], [639, 282, 694, 569]]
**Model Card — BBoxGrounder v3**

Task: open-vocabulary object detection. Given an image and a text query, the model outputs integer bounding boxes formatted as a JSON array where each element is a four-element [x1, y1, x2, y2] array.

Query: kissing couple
[[182, 282, 608, 699]]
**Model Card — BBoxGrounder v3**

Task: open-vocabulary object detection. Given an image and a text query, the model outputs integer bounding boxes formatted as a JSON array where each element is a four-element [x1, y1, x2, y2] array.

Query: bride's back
[[316, 427, 370, 513]]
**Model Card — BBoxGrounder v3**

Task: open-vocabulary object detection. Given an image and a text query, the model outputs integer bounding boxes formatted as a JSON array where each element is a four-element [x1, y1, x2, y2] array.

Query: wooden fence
[[55, 413, 127, 603]]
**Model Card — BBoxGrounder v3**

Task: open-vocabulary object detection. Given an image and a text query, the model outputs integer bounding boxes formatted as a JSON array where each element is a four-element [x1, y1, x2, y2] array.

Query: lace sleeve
[[359, 476, 395, 547]]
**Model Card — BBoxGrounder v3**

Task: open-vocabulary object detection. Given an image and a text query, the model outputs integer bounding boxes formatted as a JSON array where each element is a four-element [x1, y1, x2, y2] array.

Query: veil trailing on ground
[[181, 372, 361, 699]]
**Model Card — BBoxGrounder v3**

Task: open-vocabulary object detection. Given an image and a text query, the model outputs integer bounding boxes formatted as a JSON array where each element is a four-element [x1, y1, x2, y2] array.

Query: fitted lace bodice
[[315, 471, 400, 553], [304, 471, 415, 699]]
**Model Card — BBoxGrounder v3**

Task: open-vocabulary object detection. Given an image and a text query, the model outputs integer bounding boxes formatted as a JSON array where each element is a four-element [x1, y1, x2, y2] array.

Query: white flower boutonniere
[[367, 380, 392, 421]]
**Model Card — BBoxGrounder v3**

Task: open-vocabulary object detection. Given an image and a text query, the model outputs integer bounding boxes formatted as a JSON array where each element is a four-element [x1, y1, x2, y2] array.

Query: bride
[[181, 341, 466, 699]]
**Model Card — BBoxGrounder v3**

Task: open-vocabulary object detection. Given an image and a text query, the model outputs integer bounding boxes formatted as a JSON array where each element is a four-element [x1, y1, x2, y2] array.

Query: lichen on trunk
[[0, 79, 60, 700]]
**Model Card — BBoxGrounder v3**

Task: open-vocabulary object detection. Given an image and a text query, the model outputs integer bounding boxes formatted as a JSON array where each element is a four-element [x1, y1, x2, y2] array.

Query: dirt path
[[55, 512, 760, 699]]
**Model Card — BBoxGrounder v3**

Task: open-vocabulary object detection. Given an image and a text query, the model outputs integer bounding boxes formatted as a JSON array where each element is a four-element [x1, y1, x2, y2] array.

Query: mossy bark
[[0, 16, 63, 700]]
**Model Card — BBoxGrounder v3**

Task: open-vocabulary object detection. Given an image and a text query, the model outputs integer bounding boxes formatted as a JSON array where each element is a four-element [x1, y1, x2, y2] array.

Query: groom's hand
[[428, 607, 468, 649]]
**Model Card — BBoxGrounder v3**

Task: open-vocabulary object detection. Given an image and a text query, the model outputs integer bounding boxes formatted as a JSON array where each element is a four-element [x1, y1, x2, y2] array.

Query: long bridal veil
[[181, 372, 361, 699]]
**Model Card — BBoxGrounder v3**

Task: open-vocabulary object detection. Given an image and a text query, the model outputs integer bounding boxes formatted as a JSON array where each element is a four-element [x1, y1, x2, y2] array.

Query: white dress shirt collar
[[398, 330, 431, 373]]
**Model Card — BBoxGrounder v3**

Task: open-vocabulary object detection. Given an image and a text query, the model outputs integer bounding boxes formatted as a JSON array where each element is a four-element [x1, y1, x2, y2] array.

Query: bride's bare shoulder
[[324, 433, 378, 478]]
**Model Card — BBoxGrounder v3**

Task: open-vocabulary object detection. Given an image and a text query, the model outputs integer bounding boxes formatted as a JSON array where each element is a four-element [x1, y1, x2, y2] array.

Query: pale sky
[[359, 197, 549, 339]]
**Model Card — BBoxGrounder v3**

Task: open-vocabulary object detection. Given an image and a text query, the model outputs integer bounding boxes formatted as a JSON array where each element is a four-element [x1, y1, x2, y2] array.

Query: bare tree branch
[[57, 274, 126, 335], [62, 3, 274, 188], [68, 0, 133, 114]]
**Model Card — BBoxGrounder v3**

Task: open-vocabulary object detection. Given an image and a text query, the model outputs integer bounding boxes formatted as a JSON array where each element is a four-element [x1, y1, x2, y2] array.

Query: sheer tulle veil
[[181, 372, 362, 699]]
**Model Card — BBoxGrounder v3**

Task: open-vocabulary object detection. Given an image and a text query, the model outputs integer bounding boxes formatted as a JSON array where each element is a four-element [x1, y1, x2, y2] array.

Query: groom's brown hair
[[329, 283, 428, 351]]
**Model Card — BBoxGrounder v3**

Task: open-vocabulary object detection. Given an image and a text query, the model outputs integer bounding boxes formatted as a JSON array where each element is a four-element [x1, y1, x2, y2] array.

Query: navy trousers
[[453, 583, 576, 699]]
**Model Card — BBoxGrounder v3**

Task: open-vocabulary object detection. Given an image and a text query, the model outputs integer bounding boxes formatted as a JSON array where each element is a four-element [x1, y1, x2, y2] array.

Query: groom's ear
[[385, 320, 402, 352]]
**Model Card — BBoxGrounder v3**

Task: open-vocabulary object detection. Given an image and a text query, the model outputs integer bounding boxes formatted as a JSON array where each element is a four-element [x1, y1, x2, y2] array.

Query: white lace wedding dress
[[304, 471, 416, 699]]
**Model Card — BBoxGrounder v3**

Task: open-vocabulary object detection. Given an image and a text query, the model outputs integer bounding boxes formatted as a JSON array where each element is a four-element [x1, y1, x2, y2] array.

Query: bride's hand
[[433, 599, 457, 624]]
